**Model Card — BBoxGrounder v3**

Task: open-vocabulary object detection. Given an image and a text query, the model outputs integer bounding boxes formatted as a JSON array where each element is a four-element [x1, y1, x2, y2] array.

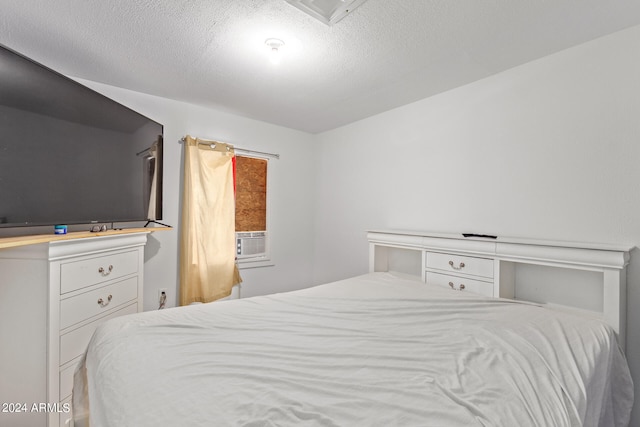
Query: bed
[[73, 232, 634, 427]]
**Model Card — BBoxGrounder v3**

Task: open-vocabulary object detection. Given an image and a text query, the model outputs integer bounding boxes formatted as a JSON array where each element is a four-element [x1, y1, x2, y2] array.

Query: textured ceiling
[[2, 0, 640, 133]]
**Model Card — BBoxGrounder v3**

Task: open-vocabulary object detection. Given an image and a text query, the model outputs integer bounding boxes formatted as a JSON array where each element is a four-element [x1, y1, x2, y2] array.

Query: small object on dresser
[[54, 225, 67, 235], [462, 233, 497, 239]]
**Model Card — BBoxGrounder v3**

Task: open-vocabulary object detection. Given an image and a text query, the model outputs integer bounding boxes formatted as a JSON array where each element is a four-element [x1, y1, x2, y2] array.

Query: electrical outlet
[[158, 288, 168, 309]]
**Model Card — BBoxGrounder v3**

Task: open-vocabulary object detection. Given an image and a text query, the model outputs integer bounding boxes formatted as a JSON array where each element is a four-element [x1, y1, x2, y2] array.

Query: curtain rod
[[135, 140, 159, 156], [179, 137, 280, 159]]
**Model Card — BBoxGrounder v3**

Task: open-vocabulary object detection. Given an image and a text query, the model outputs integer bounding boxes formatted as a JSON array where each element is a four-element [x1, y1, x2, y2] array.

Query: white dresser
[[0, 231, 148, 427]]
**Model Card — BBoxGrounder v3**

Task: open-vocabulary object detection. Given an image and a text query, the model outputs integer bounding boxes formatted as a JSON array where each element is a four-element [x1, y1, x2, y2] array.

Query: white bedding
[[74, 272, 633, 426]]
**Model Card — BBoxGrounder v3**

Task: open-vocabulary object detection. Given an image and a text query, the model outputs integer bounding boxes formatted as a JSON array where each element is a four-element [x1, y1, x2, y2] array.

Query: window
[[235, 155, 271, 267]]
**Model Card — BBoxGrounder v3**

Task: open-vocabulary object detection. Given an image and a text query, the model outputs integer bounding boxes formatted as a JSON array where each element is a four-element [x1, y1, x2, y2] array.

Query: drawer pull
[[448, 281, 466, 291], [448, 260, 465, 270], [97, 294, 113, 307], [98, 265, 114, 276]]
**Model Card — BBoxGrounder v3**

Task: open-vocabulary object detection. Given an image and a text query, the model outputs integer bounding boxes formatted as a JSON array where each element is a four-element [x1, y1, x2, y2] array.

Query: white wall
[[312, 24, 640, 423], [79, 80, 317, 308]]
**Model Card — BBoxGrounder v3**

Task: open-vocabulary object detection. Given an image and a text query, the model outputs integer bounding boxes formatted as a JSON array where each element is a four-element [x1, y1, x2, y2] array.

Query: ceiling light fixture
[[265, 38, 285, 64]]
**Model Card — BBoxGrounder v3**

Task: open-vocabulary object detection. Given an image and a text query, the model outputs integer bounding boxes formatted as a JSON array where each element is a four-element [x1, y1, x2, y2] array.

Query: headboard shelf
[[368, 230, 632, 350]]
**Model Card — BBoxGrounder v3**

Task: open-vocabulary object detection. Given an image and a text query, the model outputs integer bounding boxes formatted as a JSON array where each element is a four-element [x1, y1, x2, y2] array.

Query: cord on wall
[[158, 290, 167, 309]]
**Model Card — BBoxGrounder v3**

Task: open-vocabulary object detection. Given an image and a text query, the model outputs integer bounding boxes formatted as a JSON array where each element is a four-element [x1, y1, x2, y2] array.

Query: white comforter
[[74, 273, 633, 426]]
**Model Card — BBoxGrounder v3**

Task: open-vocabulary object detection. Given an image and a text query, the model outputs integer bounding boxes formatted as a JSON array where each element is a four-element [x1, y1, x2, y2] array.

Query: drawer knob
[[448, 281, 466, 291], [98, 265, 114, 276], [448, 260, 465, 270], [97, 294, 113, 307]]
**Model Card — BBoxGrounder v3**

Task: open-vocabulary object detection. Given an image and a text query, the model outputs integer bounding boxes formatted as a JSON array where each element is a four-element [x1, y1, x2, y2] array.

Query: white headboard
[[368, 230, 632, 350]]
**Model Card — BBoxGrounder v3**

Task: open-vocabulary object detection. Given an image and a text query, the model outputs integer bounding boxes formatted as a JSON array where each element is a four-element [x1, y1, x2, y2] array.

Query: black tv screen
[[0, 44, 163, 228]]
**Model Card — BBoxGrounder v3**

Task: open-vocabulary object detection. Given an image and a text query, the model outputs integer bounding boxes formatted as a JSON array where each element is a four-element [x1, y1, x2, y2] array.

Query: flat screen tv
[[0, 44, 163, 228]]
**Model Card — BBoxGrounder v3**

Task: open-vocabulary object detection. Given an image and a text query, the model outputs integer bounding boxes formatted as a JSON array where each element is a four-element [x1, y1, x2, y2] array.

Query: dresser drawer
[[60, 277, 138, 330], [59, 363, 76, 401], [60, 250, 139, 294], [426, 252, 493, 279], [60, 303, 137, 365], [426, 272, 494, 297]]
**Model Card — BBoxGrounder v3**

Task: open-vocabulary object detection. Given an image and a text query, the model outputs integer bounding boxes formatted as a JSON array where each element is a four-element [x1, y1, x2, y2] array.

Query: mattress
[[73, 272, 633, 426]]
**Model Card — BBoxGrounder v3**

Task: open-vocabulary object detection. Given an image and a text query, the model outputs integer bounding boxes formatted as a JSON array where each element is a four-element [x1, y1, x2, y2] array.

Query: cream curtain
[[180, 135, 242, 305]]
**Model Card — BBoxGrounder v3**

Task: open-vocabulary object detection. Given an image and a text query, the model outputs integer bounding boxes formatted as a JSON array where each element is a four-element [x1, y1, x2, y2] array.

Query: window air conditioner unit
[[236, 231, 267, 258]]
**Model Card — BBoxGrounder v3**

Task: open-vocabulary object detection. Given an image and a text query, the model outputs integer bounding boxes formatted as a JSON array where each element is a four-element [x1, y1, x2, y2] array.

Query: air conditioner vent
[[285, 0, 370, 26], [236, 231, 266, 258]]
